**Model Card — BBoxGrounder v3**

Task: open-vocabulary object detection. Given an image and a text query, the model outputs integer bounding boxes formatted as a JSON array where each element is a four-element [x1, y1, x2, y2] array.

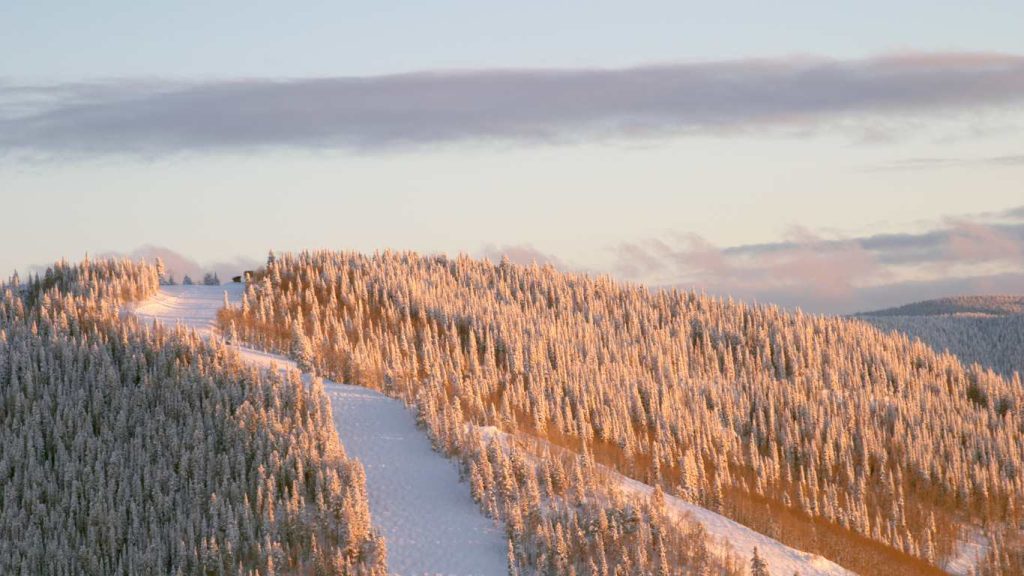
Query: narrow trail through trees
[[132, 285, 507, 576]]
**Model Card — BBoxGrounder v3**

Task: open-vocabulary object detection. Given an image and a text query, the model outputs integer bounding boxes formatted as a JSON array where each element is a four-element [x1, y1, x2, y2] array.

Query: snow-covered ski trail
[[478, 426, 856, 576], [132, 285, 507, 576], [134, 285, 856, 576]]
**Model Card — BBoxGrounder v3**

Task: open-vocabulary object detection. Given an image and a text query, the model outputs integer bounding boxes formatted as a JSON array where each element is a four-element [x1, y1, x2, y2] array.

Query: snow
[[477, 426, 855, 576], [133, 284, 243, 338], [944, 529, 989, 576], [131, 285, 507, 576], [613, 474, 855, 576], [326, 385, 507, 575], [133, 285, 854, 576]]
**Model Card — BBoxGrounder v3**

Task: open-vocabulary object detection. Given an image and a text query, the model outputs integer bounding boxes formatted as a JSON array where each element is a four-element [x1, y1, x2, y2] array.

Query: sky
[[2, 1, 1023, 313]]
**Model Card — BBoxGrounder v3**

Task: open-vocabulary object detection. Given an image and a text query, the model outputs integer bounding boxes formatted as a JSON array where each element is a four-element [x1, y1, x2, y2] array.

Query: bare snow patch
[[944, 529, 989, 576], [326, 384, 507, 575]]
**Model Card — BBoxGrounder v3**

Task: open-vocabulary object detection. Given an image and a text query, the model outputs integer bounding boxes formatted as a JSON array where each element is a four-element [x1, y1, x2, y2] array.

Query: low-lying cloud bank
[[611, 206, 1024, 314], [3, 52, 1024, 156], [91, 246, 262, 284], [19, 231, 1019, 316], [479, 243, 568, 269], [479, 207, 1024, 315]]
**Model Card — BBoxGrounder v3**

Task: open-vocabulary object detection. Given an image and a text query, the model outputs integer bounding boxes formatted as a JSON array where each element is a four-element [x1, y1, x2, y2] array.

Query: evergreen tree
[[0, 259, 387, 575], [216, 250, 1024, 576], [751, 547, 769, 576], [292, 325, 315, 373], [155, 257, 167, 285]]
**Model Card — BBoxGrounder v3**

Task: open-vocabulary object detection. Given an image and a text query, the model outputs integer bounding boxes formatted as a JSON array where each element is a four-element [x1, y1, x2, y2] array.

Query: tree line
[[0, 259, 386, 575], [221, 250, 1023, 575]]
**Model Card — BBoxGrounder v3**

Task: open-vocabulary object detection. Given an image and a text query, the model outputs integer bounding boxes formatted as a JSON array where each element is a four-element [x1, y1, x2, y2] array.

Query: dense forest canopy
[[857, 296, 1024, 380], [3, 255, 1020, 575], [857, 295, 1024, 318], [222, 250, 1023, 575], [0, 259, 386, 575]]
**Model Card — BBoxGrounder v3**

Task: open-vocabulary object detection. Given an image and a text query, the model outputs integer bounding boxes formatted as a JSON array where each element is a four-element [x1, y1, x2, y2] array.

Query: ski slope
[[614, 473, 855, 576], [134, 285, 856, 576], [477, 426, 856, 576], [132, 285, 507, 576]]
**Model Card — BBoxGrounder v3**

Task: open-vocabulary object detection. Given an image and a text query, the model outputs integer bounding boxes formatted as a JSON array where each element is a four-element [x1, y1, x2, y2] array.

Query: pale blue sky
[[4, 1, 1024, 78], [2, 1, 1023, 312]]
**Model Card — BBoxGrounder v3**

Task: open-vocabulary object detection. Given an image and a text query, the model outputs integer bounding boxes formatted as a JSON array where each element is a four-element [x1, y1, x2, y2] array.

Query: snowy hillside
[[856, 295, 1024, 317], [856, 295, 1024, 378], [133, 285, 508, 576], [134, 285, 859, 575], [613, 475, 855, 576], [478, 427, 855, 576]]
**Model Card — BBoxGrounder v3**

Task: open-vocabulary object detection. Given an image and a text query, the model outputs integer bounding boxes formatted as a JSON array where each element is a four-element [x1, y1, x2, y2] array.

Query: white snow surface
[[132, 285, 507, 576], [614, 474, 855, 576], [477, 426, 856, 576], [944, 529, 989, 576]]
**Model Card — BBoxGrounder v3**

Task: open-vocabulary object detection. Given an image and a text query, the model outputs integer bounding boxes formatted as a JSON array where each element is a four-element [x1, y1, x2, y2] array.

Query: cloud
[[94, 245, 261, 283], [613, 206, 1024, 313], [113, 245, 203, 281], [479, 244, 567, 269], [3, 52, 1024, 156], [945, 220, 1024, 263], [864, 154, 1024, 171], [850, 272, 1024, 314]]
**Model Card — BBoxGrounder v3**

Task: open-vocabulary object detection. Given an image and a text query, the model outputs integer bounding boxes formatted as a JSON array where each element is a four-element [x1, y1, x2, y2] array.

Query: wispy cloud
[[864, 154, 1024, 171], [3, 52, 1024, 156], [611, 206, 1024, 313], [92, 245, 261, 282]]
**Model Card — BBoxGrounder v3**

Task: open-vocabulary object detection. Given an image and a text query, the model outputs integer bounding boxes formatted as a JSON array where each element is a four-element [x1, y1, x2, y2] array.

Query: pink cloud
[[479, 244, 567, 269], [945, 220, 1023, 264], [610, 207, 1024, 313]]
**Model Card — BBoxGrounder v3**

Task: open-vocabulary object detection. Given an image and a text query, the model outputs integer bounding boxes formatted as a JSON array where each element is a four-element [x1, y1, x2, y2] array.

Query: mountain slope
[[133, 284, 509, 575], [857, 295, 1024, 317], [857, 295, 1024, 378], [479, 426, 855, 576], [1, 260, 386, 575], [220, 251, 1024, 575]]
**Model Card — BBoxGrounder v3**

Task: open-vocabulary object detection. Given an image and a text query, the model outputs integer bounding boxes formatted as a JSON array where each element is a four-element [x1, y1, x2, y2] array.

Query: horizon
[[3, 5, 1024, 574], [3, 2, 1023, 314]]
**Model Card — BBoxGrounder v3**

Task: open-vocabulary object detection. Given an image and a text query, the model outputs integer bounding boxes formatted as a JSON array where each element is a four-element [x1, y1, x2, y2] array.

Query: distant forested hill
[[857, 295, 1024, 318], [857, 295, 1024, 379]]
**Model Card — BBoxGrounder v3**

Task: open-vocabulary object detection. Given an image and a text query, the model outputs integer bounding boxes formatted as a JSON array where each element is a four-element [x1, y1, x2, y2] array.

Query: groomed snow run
[[132, 285, 507, 576]]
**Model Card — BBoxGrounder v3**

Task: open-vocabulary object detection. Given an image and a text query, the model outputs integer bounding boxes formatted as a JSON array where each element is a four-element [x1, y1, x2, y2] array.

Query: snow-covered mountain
[[134, 285, 509, 575], [856, 295, 1024, 318], [220, 251, 1023, 575], [857, 295, 1024, 378], [134, 284, 857, 575], [9, 258, 1021, 575]]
